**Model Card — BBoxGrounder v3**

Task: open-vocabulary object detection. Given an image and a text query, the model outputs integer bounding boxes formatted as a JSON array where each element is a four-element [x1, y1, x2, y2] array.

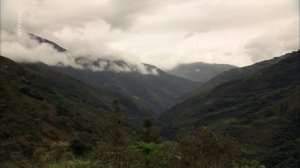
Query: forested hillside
[[160, 51, 300, 167], [0, 55, 156, 166], [1, 55, 266, 168]]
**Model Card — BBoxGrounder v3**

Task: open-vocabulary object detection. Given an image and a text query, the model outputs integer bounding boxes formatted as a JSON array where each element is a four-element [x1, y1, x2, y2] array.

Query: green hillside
[[1, 50, 299, 167], [160, 51, 300, 167], [0, 56, 153, 162], [52, 64, 198, 113], [183, 53, 288, 101]]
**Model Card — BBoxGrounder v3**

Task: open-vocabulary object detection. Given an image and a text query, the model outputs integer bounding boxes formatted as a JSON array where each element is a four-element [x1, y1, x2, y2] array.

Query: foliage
[[234, 159, 266, 168], [161, 51, 300, 166], [70, 139, 89, 156], [52, 62, 199, 113], [143, 118, 161, 143], [0, 56, 152, 164], [127, 141, 177, 168], [1, 51, 299, 167], [176, 126, 243, 168]]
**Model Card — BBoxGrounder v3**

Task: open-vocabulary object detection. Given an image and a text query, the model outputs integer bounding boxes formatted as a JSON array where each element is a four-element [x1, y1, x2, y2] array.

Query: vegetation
[[1, 89, 264, 167], [52, 63, 199, 113], [161, 51, 300, 167], [176, 127, 242, 168], [1, 119, 264, 168], [0, 56, 152, 166], [1, 51, 299, 167]]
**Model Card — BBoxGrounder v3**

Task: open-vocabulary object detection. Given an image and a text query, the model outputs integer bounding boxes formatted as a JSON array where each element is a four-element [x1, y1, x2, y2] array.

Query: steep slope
[[168, 62, 237, 82], [0, 56, 153, 158], [51, 61, 199, 113], [160, 51, 300, 167], [28, 34, 199, 113], [185, 54, 288, 100]]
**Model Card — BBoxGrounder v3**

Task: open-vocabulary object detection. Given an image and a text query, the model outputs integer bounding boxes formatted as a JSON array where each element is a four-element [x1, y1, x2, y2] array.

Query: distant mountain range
[[28, 34, 200, 113], [160, 50, 300, 167], [167, 62, 237, 82]]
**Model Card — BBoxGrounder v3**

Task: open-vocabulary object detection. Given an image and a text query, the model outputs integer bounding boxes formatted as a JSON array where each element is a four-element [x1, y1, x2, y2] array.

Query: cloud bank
[[1, 0, 299, 70]]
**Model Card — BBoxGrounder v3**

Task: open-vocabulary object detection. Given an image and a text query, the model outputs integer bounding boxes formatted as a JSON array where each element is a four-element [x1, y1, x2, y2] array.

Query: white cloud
[[0, 0, 299, 70], [0, 31, 76, 66], [245, 20, 299, 62]]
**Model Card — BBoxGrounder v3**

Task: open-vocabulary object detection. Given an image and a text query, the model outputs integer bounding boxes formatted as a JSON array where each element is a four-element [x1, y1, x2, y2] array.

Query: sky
[[0, 0, 299, 70]]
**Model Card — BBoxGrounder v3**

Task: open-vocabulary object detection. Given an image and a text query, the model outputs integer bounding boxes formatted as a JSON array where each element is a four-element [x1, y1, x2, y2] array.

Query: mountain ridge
[[0, 55, 154, 145], [167, 62, 237, 82], [160, 50, 300, 167], [26, 33, 200, 113], [52, 64, 199, 113]]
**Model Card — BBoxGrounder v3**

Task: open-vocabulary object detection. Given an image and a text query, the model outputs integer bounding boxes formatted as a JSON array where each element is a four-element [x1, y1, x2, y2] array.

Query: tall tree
[[109, 98, 126, 168], [143, 118, 160, 143]]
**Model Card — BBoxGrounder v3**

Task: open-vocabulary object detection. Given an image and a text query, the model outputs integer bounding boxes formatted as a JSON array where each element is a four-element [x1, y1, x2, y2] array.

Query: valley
[[1, 50, 299, 167], [1, 1, 299, 167]]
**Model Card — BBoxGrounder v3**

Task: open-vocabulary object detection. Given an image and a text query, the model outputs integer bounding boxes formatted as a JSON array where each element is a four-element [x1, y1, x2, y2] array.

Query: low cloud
[[0, 0, 299, 70], [0, 31, 76, 66], [0, 30, 159, 75]]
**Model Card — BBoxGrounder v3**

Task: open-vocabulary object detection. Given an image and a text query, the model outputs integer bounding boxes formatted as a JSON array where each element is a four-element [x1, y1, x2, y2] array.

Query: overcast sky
[[1, 0, 299, 69]]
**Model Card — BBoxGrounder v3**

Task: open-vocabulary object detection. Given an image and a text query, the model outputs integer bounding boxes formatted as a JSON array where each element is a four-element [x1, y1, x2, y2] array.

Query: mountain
[[167, 62, 237, 82], [29, 33, 67, 52], [160, 51, 300, 167], [52, 62, 199, 113], [185, 54, 289, 99], [27, 33, 199, 113], [0, 55, 154, 158]]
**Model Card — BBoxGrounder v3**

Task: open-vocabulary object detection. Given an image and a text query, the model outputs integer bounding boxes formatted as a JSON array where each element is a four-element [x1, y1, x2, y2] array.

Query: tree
[[143, 118, 160, 143], [177, 126, 243, 168], [109, 98, 126, 168]]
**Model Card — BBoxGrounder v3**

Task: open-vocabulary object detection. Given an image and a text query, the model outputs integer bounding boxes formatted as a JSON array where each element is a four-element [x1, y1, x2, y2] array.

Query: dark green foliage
[[1, 50, 298, 167], [109, 99, 124, 146], [143, 118, 161, 143], [108, 99, 127, 168], [261, 109, 300, 167], [90, 126, 246, 168], [52, 64, 199, 113], [234, 159, 265, 168], [161, 51, 300, 166], [127, 141, 177, 168], [176, 127, 242, 168], [0, 56, 153, 165], [70, 139, 88, 156]]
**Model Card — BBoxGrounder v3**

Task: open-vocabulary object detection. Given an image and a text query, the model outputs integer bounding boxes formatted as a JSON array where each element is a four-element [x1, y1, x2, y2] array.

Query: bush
[[127, 141, 177, 168], [176, 126, 243, 168], [70, 139, 88, 156], [234, 159, 266, 168]]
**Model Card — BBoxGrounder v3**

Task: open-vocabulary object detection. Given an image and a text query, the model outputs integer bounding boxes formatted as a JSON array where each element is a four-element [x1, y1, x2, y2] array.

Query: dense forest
[[2, 50, 299, 167], [1, 98, 266, 168]]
